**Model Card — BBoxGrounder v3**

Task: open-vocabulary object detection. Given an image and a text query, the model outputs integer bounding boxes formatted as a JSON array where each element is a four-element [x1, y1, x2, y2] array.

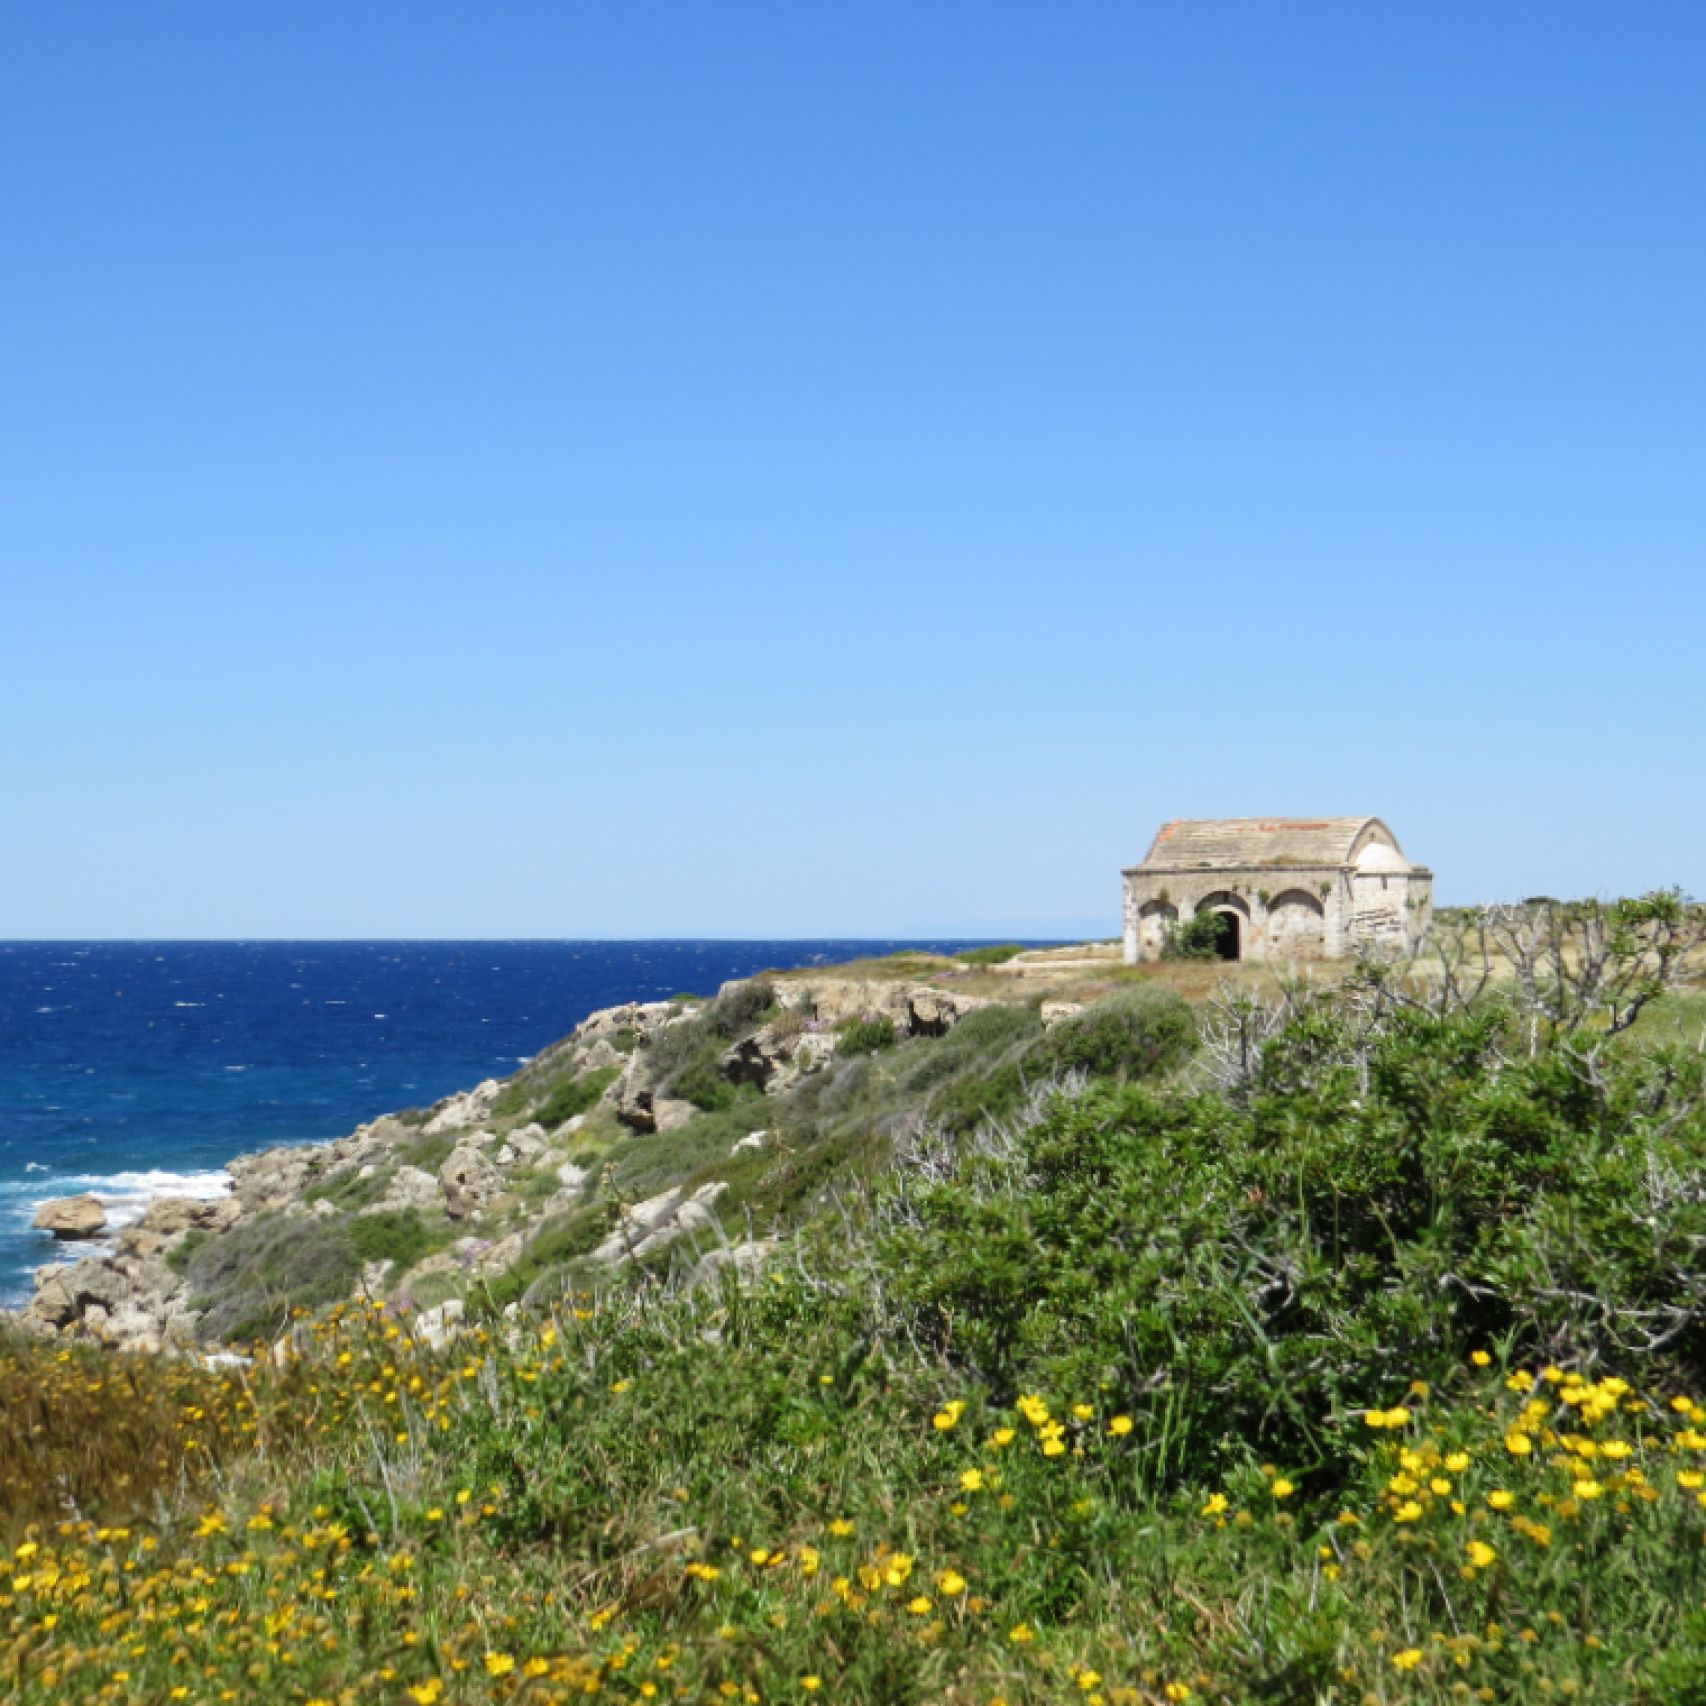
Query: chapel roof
[[1132, 817, 1397, 872]]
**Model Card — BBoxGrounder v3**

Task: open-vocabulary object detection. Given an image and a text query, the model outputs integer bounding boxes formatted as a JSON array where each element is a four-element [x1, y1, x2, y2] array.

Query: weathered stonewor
[[1121, 816, 1434, 965]]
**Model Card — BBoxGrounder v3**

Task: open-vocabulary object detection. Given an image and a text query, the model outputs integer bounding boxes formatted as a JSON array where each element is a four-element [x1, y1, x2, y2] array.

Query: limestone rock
[[654, 1097, 699, 1133], [614, 1053, 697, 1134], [578, 1037, 623, 1073], [473, 1231, 526, 1278], [905, 987, 988, 1036], [730, 1132, 767, 1157], [422, 1078, 502, 1138], [413, 1299, 465, 1351], [591, 1182, 729, 1267], [366, 1165, 444, 1216], [1040, 1001, 1086, 1030], [438, 1143, 506, 1220], [33, 1194, 108, 1239], [694, 1239, 782, 1285], [496, 1123, 549, 1168], [576, 1000, 678, 1044]]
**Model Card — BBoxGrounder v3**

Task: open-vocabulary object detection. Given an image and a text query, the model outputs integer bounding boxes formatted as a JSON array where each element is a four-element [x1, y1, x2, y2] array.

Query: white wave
[[23, 1161, 48, 1173], [6, 1168, 232, 1233]]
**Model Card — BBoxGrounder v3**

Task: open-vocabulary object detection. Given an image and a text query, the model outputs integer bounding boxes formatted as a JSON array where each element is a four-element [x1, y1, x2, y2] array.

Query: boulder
[[654, 1097, 699, 1133], [422, 1078, 502, 1138], [472, 1230, 526, 1278], [438, 1143, 506, 1221], [1041, 1000, 1086, 1030], [366, 1165, 444, 1215], [730, 1132, 767, 1157], [576, 1000, 678, 1044], [613, 1053, 698, 1134], [226, 1147, 317, 1212], [496, 1123, 549, 1168], [577, 1036, 624, 1074], [33, 1194, 108, 1240], [694, 1238, 782, 1286], [591, 1182, 729, 1267], [905, 987, 989, 1036], [413, 1298, 465, 1351]]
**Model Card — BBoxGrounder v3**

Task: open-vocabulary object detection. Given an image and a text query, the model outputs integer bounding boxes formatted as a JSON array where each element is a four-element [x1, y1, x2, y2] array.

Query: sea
[[0, 938, 1012, 1305]]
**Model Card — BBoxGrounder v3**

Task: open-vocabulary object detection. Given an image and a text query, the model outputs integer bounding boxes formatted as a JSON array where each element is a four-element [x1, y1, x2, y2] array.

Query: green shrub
[[348, 1209, 450, 1273], [1161, 910, 1232, 960], [883, 1001, 1706, 1483], [396, 1130, 458, 1173], [957, 944, 1027, 966], [609, 1095, 768, 1201], [1045, 987, 1198, 1080], [186, 1214, 362, 1344], [839, 1016, 898, 1055], [163, 1226, 210, 1276], [890, 1004, 1040, 1096], [532, 1066, 619, 1130], [304, 1164, 391, 1211], [646, 1011, 742, 1111], [705, 979, 776, 1038]]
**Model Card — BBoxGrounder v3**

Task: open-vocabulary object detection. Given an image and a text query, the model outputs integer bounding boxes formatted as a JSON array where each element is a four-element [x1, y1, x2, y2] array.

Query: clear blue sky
[[4, 4, 1702, 938]]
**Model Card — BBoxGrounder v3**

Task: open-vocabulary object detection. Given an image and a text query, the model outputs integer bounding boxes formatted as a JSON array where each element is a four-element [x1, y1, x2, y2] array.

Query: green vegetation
[[348, 1207, 452, 1272], [531, 1064, 619, 1129], [1162, 909, 1234, 959], [7, 899, 1706, 1702], [304, 1161, 393, 1210], [957, 943, 1028, 966], [184, 1212, 362, 1344], [837, 1014, 899, 1054], [1043, 985, 1197, 1080]]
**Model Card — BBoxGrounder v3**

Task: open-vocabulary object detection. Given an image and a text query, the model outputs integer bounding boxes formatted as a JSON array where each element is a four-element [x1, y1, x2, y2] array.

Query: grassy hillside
[[4, 896, 1705, 1704]]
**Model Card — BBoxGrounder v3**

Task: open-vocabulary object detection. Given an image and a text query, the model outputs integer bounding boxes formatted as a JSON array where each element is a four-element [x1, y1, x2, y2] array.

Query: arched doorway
[[1210, 910, 1240, 961], [1194, 893, 1248, 962]]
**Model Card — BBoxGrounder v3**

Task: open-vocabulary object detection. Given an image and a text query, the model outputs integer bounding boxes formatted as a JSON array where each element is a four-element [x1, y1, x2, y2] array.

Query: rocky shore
[[8, 969, 1001, 1354]]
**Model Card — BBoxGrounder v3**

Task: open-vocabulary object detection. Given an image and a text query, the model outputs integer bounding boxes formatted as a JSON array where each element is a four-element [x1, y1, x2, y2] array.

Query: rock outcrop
[[590, 1182, 730, 1267], [439, 1143, 508, 1221], [8, 968, 1007, 1352], [32, 1194, 108, 1239]]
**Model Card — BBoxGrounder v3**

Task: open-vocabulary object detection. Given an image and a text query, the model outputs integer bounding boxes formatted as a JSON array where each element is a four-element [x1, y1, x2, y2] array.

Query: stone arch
[[1137, 899, 1177, 958], [1193, 890, 1250, 919], [1266, 888, 1327, 957], [1194, 891, 1249, 961]]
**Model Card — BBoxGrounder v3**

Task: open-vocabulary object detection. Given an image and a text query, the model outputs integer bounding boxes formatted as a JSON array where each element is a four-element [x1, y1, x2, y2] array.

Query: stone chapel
[[1121, 817, 1433, 963]]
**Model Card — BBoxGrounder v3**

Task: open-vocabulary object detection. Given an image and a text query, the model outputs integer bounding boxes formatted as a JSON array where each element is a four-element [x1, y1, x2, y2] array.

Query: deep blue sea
[[0, 939, 1010, 1304]]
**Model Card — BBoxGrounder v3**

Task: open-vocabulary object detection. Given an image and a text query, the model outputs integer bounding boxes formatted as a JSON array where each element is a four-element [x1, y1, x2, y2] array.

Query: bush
[[304, 1164, 392, 1211], [646, 1014, 739, 1111], [883, 1001, 1706, 1482], [839, 1016, 898, 1055], [186, 1214, 362, 1345], [1045, 987, 1198, 1080], [1161, 911, 1233, 960], [348, 1209, 450, 1273], [957, 944, 1027, 966], [532, 1066, 619, 1129], [705, 979, 776, 1038]]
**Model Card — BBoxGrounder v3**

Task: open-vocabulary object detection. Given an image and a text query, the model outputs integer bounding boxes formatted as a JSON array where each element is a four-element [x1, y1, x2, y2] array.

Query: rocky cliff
[[11, 969, 1003, 1353]]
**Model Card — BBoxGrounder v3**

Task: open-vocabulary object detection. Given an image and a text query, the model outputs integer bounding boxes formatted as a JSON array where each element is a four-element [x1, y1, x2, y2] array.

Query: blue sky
[[4, 4, 1702, 937]]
